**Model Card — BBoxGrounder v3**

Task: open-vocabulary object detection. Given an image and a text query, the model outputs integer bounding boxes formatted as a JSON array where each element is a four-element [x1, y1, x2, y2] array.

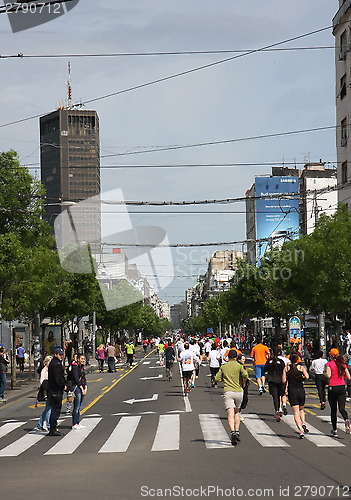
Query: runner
[[250, 337, 270, 395], [157, 340, 165, 367], [215, 350, 248, 445], [264, 347, 287, 422], [310, 350, 328, 410], [208, 343, 221, 388], [325, 348, 351, 436], [237, 353, 250, 419], [189, 339, 201, 387], [285, 352, 309, 439], [164, 341, 175, 380], [178, 343, 198, 395]]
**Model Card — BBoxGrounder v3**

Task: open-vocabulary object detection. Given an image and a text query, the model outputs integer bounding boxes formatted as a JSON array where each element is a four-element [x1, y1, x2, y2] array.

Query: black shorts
[[182, 370, 193, 380], [288, 387, 305, 407]]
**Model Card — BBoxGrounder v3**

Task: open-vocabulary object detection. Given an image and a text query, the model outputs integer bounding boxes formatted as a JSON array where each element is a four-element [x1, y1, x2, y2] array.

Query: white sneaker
[[43, 422, 49, 432], [72, 423, 85, 430]]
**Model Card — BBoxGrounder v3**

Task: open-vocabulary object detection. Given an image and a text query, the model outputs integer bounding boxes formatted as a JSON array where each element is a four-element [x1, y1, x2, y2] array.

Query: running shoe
[[72, 423, 85, 430], [302, 424, 309, 434], [259, 388, 263, 396], [345, 419, 350, 434], [231, 431, 239, 446], [262, 385, 267, 393], [275, 411, 281, 422], [331, 429, 338, 437], [282, 406, 288, 416], [43, 422, 49, 432], [346, 397, 350, 402], [235, 431, 241, 442], [320, 402, 326, 410], [299, 431, 304, 439]]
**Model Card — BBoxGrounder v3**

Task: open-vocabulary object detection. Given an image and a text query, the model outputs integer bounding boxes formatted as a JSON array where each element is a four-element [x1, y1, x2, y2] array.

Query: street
[[0, 349, 351, 500]]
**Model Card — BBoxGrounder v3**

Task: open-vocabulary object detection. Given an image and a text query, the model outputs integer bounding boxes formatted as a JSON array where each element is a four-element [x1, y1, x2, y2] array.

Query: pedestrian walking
[[250, 337, 270, 395], [325, 348, 351, 437], [34, 355, 52, 431], [264, 347, 287, 422], [215, 350, 248, 445], [285, 352, 309, 439], [310, 350, 328, 410], [106, 343, 116, 373], [16, 344, 25, 372], [69, 353, 88, 430], [96, 344, 106, 372], [47, 348, 66, 436], [0, 347, 9, 403]]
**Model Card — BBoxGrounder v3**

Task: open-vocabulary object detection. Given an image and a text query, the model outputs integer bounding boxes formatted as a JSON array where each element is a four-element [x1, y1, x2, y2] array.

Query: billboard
[[255, 176, 299, 261]]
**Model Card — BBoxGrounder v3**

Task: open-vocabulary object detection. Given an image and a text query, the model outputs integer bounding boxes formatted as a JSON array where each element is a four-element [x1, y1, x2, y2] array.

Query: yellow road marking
[[81, 348, 156, 415]]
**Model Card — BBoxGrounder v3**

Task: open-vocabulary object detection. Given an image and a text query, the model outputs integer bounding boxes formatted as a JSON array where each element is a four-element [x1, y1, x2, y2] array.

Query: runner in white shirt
[[310, 350, 328, 410], [178, 343, 198, 395], [208, 344, 221, 387], [190, 340, 201, 387]]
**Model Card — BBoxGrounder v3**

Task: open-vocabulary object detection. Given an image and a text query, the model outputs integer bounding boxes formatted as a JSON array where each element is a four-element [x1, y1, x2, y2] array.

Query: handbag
[[36, 379, 49, 402]]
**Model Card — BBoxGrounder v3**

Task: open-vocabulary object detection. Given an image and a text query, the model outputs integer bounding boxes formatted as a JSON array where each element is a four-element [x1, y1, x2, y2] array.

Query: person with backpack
[[325, 348, 351, 437]]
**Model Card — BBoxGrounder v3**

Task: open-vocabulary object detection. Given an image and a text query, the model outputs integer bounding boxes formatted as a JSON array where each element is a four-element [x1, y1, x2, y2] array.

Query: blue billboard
[[255, 176, 299, 261]]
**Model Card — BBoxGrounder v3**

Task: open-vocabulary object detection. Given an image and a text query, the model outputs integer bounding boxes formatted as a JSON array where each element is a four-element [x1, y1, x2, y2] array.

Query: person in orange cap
[[325, 348, 351, 437]]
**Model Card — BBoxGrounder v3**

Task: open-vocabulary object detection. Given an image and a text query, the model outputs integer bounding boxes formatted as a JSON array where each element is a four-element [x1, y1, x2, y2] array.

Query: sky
[[0, 0, 340, 305]]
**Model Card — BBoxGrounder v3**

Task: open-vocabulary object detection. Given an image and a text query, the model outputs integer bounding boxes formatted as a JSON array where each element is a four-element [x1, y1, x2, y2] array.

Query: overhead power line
[[0, 46, 337, 59], [0, 24, 332, 129]]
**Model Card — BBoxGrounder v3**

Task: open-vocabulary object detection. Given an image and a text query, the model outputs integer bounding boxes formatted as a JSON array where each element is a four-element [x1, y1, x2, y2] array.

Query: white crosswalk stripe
[[45, 417, 102, 455], [99, 416, 141, 453], [0, 421, 26, 439], [152, 414, 179, 451], [199, 414, 232, 449], [243, 414, 290, 447], [317, 415, 349, 434], [283, 415, 344, 447], [0, 412, 347, 456]]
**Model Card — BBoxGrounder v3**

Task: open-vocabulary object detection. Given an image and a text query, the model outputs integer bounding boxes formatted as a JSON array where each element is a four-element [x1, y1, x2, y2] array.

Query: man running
[[164, 341, 175, 380], [250, 337, 270, 395], [178, 343, 198, 395], [215, 350, 248, 445]]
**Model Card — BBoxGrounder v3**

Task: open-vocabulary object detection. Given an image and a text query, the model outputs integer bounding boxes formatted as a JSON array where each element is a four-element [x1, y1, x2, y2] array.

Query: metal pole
[[92, 311, 96, 356], [10, 321, 16, 389], [319, 312, 326, 355]]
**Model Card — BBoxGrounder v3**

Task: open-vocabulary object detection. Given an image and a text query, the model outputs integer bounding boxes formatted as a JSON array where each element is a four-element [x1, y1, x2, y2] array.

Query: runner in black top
[[264, 347, 286, 422], [286, 353, 309, 438]]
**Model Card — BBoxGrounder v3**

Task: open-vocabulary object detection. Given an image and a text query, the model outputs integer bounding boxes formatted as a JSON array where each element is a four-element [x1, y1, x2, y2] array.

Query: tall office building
[[40, 108, 101, 247]]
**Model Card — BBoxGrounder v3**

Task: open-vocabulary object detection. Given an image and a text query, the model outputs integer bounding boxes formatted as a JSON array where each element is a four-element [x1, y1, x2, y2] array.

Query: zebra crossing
[[0, 412, 348, 457]]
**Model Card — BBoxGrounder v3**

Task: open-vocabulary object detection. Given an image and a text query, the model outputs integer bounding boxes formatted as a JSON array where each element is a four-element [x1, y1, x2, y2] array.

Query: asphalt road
[[1, 349, 351, 500]]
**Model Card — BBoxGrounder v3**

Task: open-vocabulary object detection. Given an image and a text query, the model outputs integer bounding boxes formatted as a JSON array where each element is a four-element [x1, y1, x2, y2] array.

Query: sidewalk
[[3, 361, 99, 404]]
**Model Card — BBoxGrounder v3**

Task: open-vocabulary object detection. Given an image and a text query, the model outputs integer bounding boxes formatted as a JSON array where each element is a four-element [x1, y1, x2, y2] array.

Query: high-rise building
[[40, 108, 101, 246], [333, 1, 351, 207]]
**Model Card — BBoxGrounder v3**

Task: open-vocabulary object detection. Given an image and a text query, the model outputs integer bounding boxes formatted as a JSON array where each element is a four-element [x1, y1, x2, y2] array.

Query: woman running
[[285, 352, 309, 438], [264, 347, 287, 422], [325, 348, 351, 437]]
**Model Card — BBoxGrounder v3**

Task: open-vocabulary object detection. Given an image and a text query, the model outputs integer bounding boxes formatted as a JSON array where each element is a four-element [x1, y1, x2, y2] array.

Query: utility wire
[[0, 46, 338, 59], [0, 24, 333, 129]]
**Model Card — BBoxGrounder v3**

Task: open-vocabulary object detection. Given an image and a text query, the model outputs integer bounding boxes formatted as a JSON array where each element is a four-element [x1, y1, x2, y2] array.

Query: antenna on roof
[[67, 61, 72, 109]]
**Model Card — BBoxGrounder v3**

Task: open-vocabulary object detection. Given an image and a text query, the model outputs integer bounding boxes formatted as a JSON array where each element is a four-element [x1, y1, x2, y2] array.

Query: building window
[[340, 30, 347, 60], [340, 74, 347, 99], [341, 117, 348, 146], [342, 161, 348, 183]]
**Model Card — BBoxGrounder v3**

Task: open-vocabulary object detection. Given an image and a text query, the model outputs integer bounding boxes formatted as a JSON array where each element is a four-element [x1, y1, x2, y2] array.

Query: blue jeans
[[0, 372, 6, 398], [72, 386, 84, 425], [38, 400, 51, 429]]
